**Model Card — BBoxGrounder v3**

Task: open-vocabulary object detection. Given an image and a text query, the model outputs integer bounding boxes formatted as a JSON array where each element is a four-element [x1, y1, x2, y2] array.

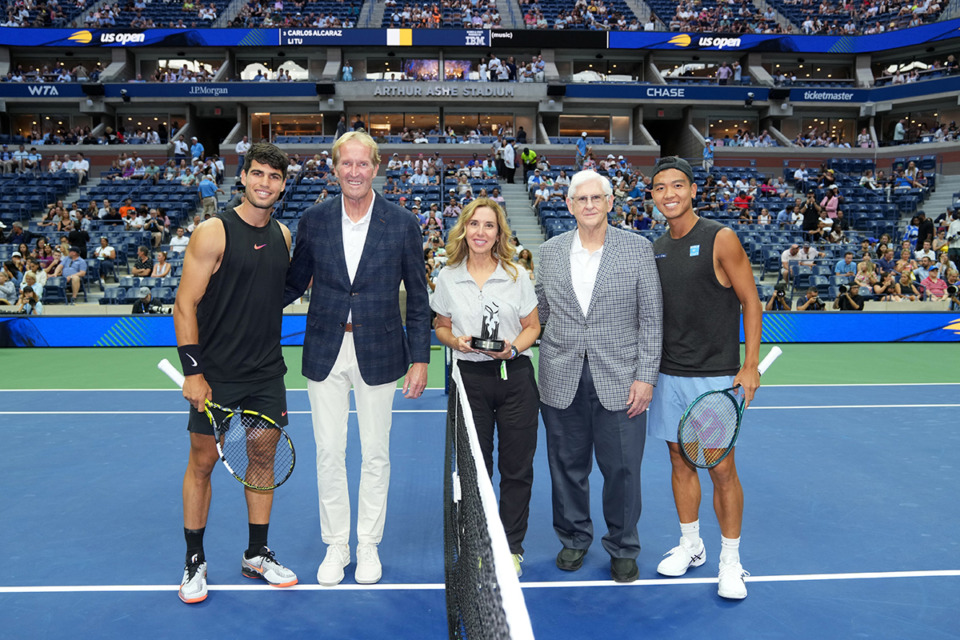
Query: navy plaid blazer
[[535, 225, 663, 412], [283, 193, 432, 385]]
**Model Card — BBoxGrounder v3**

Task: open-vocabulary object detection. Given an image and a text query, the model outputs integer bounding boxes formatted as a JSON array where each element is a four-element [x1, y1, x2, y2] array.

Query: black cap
[[652, 156, 695, 184], [69, 245, 81, 253]]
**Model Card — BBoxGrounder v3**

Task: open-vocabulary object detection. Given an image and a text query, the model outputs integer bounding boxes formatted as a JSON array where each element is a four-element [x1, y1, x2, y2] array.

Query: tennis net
[[444, 363, 535, 640]]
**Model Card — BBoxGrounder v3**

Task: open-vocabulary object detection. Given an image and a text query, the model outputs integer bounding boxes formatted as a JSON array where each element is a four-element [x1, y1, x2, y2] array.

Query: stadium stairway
[[918, 173, 960, 223], [500, 182, 546, 261]]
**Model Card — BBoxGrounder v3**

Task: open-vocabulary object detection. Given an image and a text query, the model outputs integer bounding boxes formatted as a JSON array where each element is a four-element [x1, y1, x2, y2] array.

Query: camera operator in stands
[[948, 282, 960, 311], [833, 283, 865, 311], [797, 286, 826, 311], [132, 286, 166, 314], [764, 283, 792, 311]]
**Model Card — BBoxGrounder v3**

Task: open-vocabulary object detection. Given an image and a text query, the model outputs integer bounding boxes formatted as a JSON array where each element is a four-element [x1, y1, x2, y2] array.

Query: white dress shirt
[[570, 230, 603, 316], [341, 196, 374, 322]]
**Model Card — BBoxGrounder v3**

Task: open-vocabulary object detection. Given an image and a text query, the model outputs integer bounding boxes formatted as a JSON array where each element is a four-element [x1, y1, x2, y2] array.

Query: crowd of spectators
[[1, 0, 83, 27], [665, 0, 789, 34], [1, 62, 103, 83], [884, 118, 960, 146], [230, 0, 358, 28], [519, 0, 641, 31], [878, 55, 957, 85], [708, 129, 778, 148], [150, 64, 221, 83], [791, 0, 944, 35], [386, 0, 499, 29], [792, 127, 856, 148]]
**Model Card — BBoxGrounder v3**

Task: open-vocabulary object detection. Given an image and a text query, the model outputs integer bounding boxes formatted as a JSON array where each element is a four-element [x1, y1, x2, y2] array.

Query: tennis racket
[[677, 346, 783, 469], [158, 358, 295, 491]]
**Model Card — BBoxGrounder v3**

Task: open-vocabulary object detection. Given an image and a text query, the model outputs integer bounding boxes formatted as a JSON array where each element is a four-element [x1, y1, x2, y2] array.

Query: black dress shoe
[[611, 557, 639, 583], [556, 547, 587, 571]]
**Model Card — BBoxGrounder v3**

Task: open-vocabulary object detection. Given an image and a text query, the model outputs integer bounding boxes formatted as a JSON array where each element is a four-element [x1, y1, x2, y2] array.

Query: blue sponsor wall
[[1, 313, 958, 347], [1, 21, 958, 51]]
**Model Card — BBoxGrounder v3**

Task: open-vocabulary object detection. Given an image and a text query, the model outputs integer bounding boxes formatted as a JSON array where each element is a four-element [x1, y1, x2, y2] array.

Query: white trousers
[[306, 333, 397, 546]]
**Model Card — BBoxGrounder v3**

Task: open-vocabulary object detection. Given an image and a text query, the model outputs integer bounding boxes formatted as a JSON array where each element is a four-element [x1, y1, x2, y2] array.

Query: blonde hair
[[445, 198, 519, 280], [331, 130, 381, 167]]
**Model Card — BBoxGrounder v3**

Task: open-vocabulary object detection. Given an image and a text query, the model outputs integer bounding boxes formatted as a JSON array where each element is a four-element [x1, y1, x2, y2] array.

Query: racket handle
[[757, 346, 783, 376], [158, 358, 186, 389]]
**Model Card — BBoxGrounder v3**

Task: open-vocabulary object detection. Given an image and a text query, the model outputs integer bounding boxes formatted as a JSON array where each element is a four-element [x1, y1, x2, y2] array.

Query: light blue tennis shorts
[[648, 373, 736, 443]]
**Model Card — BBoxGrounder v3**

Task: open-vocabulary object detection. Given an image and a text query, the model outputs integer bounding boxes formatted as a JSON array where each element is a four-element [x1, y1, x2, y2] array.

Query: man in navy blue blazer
[[284, 131, 431, 587]]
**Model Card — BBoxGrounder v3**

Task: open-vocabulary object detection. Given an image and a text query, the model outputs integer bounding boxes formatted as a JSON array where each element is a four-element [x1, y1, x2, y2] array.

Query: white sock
[[679, 520, 700, 546], [720, 536, 740, 564]]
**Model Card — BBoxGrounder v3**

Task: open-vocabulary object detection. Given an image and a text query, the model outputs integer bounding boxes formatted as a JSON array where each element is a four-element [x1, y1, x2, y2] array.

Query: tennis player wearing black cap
[[647, 156, 763, 599]]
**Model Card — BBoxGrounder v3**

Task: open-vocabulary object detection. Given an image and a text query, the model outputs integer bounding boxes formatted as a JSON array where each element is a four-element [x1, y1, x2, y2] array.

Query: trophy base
[[471, 337, 505, 352]]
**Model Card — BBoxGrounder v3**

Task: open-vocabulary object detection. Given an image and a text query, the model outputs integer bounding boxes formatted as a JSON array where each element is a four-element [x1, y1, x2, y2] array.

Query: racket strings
[[679, 392, 741, 467], [219, 412, 294, 489]]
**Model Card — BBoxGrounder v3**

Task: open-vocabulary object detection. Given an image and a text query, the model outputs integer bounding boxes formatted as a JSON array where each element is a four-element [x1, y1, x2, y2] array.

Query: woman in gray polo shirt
[[430, 198, 541, 577]]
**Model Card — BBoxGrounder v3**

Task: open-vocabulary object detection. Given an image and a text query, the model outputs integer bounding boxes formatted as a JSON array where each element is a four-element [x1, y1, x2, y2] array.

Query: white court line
[[3, 569, 958, 594], [2, 404, 957, 417], [747, 404, 960, 410], [0, 387, 454, 392], [0, 410, 447, 416], [1, 382, 959, 393]]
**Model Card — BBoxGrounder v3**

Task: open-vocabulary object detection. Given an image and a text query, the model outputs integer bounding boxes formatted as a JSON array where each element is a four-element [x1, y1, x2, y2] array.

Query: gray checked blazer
[[534, 225, 663, 412]]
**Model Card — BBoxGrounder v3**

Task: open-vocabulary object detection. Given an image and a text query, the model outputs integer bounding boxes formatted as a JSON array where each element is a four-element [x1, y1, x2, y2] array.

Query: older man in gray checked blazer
[[534, 169, 662, 583]]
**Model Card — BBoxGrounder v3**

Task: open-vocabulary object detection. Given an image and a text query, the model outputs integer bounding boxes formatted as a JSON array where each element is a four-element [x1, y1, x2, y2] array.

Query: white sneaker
[[242, 546, 298, 587], [316, 544, 350, 586], [355, 544, 382, 584], [179, 554, 207, 604], [717, 560, 749, 600], [657, 537, 706, 577]]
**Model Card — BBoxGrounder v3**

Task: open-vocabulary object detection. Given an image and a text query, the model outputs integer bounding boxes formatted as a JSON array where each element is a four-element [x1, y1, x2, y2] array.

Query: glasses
[[572, 194, 607, 207]]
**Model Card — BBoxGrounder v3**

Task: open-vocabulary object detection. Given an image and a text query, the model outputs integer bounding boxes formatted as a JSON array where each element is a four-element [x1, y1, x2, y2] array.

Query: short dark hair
[[243, 142, 289, 178]]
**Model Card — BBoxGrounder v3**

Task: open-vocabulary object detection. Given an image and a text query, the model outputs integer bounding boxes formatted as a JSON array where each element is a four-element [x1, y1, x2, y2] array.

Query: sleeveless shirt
[[653, 217, 741, 377], [197, 208, 288, 382]]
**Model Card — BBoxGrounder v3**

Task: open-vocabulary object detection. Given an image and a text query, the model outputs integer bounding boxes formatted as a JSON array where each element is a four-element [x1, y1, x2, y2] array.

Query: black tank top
[[197, 208, 288, 382], [653, 217, 741, 377]]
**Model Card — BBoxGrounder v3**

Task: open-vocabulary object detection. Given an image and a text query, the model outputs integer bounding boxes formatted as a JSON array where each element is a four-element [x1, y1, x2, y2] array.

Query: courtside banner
[[609, 18, 960, 53], [0, 27, 278, 47], [2, 314, 958, 347], [2, 21, 957, 50], [0, 315, 308, 348], [0, 27, 489, 48], [0, 84, 85, 98]]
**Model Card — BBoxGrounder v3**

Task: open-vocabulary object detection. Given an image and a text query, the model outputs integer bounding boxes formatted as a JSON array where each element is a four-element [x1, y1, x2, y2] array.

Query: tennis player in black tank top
[[647, 157, 763, 600], [172, 143, 298, 604]]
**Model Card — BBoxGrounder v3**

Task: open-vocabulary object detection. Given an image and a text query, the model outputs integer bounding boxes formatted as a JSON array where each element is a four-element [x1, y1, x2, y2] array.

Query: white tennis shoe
[[179, 554, 208, 604], [355, 544, 382, 584], [317, 544, 350, 586], [718, 560, 749, 600], [242, 546, 298, 587], [657, 537, 706, 577]]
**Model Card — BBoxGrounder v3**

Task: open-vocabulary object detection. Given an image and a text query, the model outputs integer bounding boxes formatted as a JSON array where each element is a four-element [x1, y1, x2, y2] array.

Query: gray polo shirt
[[430, 260, 538, 363]]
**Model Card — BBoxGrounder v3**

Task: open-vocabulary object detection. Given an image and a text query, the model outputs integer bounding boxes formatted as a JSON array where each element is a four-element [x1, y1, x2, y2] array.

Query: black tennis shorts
[[187, 376, 289, 435]]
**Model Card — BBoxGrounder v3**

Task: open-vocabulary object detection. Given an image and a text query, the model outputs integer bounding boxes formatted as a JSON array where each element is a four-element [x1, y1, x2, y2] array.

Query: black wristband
[[178, 344, 204, 375]]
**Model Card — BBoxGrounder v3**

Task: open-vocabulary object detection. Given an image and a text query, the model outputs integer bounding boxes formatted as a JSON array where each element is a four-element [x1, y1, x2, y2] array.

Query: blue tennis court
[[2, 383, 958, 639]]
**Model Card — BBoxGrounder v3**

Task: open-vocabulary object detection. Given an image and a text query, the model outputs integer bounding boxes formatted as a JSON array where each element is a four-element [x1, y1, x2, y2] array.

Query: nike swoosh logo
[[187, 354, 198, 367], [254, 244, 267, 250], [281, 411, 287, 416]]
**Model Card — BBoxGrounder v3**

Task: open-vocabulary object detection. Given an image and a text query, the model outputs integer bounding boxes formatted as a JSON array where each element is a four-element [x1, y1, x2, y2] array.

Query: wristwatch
[[510, 346, 519, 359]]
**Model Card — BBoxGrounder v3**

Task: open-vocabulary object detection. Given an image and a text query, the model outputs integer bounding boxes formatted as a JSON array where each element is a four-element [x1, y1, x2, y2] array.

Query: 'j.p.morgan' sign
[[372, 83, 516, 98]]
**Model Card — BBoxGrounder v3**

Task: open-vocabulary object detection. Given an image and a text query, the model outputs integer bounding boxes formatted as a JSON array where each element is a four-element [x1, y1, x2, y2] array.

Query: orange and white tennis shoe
[[241, 546, 298, 587], [179, 554, 208, 604]]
